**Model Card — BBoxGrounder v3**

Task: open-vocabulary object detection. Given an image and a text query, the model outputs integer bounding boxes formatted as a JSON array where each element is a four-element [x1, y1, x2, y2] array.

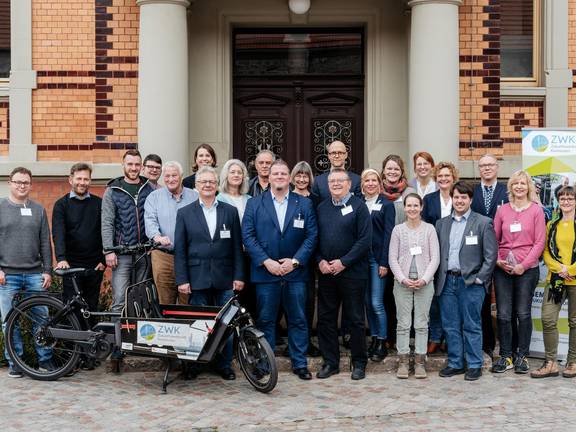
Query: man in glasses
[[174, 166, 244, 380], [142, 154, 163, 190], [470, 154, 509, 361], [311, 140, 362, 202], [0, 167, 54, 378]]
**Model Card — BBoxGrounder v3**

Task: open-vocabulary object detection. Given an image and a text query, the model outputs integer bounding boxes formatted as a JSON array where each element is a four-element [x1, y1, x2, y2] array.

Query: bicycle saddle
[[54, 268, 87, 276]]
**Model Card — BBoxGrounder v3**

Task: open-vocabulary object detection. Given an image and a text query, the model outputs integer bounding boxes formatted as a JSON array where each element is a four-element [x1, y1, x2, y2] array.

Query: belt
[[447, 270, 461, 276], [157, 248, 174, 256]]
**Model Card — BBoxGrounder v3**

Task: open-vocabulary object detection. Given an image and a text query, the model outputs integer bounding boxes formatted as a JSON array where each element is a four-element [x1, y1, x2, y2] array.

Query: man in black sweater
[[52, 163, 105, 327], [315, 168, 372, 380]]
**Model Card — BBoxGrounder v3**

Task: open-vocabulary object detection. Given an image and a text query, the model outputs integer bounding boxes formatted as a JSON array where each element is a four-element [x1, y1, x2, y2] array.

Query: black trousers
[[62, 269, 104, 328], [317, 275, 367, 368], [481, 282, 495, 352]]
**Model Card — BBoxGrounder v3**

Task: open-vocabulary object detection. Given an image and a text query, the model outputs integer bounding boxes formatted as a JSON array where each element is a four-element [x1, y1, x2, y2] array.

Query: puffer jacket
[[101, 176, 153, 249]]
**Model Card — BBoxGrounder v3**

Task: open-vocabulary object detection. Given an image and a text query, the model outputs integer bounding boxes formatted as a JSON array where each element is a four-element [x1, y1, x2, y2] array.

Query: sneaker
[[38, 359, 57, 372], [491, 356, 513, 373], [514, 356, 530, 374], [8, 367, 23, 378]]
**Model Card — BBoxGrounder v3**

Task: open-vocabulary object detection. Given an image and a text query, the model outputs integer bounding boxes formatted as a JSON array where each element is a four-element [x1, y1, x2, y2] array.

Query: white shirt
[[440, 195, 453, 219], [365, 195, 378, 213], [200, 199, 218, 239], [416, 180, 437, 198]]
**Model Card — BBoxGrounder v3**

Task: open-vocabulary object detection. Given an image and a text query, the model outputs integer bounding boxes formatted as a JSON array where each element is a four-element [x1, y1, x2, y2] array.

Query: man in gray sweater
[[0, 167, 53, 378]]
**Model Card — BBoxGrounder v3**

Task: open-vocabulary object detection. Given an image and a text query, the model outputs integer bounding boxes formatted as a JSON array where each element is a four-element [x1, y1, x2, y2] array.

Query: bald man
[[311, 141, 362, 203]]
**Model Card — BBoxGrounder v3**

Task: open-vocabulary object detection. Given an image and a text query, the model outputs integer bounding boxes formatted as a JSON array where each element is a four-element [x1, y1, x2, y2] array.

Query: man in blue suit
[[470, 154, 509, 359], [174, 166, 245, 381], [242, 159, 318, 380]]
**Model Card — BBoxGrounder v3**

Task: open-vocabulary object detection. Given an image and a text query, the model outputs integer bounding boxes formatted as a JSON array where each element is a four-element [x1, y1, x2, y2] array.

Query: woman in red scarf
[[381, 154, 416, 225]]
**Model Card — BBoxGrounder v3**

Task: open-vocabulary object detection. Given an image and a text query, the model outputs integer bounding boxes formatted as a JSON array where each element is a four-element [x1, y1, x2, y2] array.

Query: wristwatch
[[292, 258, 300, 269]]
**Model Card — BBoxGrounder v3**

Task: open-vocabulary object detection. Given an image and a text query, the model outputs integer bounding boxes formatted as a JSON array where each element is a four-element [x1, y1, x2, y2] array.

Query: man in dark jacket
[[101, 150, 154, 313], [174, 166, 244, 380], [315, 168, 372, 380]]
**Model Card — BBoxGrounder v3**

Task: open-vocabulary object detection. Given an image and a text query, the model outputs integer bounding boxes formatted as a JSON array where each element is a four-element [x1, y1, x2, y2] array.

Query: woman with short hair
[[217, 159, 251, 222], [409, 151, 436, 198]]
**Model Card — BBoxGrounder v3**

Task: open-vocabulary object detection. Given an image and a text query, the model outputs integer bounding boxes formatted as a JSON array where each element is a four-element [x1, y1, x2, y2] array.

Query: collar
[[165, 187, 185, 202], [70, 191, 90, 200], [199, 198, 218, 210], [452, 208, 471, 222], [332, 192, 352, 207], [481, 180, 497, 189], [271, 189, 289, 204]]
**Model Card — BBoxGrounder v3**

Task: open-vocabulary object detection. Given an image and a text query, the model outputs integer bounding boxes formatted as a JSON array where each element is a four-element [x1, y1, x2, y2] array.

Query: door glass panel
[[312, 119, 353, 173], [243, 119, 286, 168], [234, 31, 363, 76]]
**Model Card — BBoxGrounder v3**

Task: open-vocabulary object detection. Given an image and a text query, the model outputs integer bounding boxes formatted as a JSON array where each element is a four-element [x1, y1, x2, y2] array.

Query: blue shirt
[[331, 192, 352, 207], [448, 208, 471, 271], [271, 190, 289, 232], [69, 191, 91, 200], [200, 198, 218, 239], [144, 187, 199, 249]]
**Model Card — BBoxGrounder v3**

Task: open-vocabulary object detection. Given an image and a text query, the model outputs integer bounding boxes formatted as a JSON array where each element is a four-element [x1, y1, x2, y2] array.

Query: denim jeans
[[189, 289, 234, 370], [255, 281, 308, 369], [439, 275, 485, 369], [0, 273, 52, 368], [111, 254, 151, 312], [428, 297, 444, 343], [494, 266, 539, 358], [365, 258, 387, 339], [393, 281, 434, 355]]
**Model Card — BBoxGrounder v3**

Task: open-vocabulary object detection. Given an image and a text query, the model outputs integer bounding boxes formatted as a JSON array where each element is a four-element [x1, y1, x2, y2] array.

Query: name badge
[[510, 223, 522, 233], [220, 224, 231, 239], [21, 208, 32, 216], [372, 203, 382, 212], [410, 246, 422, 256], [294, 218, 304, 229], [465, 235, 478, 245], [341, 205, 353, 216]]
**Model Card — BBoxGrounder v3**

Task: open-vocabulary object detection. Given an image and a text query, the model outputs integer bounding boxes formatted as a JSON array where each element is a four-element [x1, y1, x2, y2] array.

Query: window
[[0, 0, 9, 79], [501, 0, 540, 84]]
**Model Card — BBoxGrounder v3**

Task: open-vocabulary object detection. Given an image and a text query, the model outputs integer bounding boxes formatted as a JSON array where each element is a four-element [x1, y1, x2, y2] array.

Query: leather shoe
[[439, 366, 465, 378], [293, 367, 312, 380], [218, 367, 236, 381], [465, 368, 482, 381], [351, 365, 366, 380], [316, 364, 340, 379]]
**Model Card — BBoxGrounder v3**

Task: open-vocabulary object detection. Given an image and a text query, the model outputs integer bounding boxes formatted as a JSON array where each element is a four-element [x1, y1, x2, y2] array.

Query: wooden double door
[[233, 77, 364, 175]]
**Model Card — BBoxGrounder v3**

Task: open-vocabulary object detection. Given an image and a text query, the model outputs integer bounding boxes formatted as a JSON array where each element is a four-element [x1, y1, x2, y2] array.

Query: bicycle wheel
[[5, 296, 82, 380], [235, 326, 278, 393]]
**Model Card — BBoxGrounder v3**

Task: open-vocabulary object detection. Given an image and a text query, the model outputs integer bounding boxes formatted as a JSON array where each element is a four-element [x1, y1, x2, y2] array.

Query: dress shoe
[[351, 364, 366, 380], [307, 343, 321, 357], [293, 367, 312, 380], [218, 367, 236, 381], [316, 364, 340, 379], [465, 368, 482, 381], [427, 341, 440, 355], [439, 366, 465, 378]]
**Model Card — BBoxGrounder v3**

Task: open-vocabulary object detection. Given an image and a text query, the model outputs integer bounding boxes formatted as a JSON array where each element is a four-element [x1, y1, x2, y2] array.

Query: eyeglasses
[[328, 178, 349, 184], [196, 180, 217, 186], [144, 165, 162, 171], [11, 181, 31, 187], [478, 163, 497, 169], [559, 197, 576, 202], [328, 151, 347, 157]]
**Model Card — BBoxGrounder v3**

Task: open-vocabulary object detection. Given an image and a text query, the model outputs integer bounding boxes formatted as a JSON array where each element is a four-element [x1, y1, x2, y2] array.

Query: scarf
[[382, 178, 407, 202], [546, 217, 576, 303]]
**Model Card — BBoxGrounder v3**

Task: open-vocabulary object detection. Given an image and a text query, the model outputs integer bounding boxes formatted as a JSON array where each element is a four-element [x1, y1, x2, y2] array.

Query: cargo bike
[[3, 241, 278, 393]]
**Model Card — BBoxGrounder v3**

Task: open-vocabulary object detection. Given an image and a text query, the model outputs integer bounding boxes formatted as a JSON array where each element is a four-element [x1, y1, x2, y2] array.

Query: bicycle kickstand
[[161, 359, 177, 393]]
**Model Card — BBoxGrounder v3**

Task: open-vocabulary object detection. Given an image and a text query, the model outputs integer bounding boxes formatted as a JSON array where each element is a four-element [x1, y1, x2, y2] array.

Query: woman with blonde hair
[[361, 168, 395, 361], [492, 170, 546, 374]]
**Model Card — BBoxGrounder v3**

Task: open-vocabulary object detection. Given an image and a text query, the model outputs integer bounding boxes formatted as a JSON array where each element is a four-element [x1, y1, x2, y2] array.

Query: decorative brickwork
[[29, 0, 139, 162], [0, 100, 9, 156], [459, 0, 503, 161], [500, 99, 544, 156]]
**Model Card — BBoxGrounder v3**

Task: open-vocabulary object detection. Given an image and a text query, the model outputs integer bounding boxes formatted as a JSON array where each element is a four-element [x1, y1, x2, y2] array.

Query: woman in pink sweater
[[389, 193, 440, 379], [492, 170, 546, 375]]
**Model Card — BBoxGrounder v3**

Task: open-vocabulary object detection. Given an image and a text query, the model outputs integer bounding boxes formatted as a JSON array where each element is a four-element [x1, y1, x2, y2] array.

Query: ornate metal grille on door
[[243, 119, 285, 168], [312, 119, 353, 173]]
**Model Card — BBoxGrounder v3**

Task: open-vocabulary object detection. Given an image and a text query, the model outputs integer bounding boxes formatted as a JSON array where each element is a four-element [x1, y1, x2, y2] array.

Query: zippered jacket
[[101, 176, 153, 251]]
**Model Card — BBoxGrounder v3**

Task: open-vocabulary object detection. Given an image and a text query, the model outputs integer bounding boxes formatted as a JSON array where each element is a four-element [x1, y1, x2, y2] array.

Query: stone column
[[9, 0, 37, 162], [136, 0, 190, 171], [407, 0, 462, 165]]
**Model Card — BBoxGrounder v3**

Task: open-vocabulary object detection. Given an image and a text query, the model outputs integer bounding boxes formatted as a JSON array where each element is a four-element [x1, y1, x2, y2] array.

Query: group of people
[[1, 141, 575, 385]]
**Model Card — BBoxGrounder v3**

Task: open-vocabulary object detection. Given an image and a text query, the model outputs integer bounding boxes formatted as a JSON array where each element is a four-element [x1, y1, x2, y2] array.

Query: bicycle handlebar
[[104, 240, 161, 255]]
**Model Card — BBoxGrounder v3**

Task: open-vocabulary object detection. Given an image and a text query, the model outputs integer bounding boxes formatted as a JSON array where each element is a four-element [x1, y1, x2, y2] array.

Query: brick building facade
[[0, 0, 575, 217]]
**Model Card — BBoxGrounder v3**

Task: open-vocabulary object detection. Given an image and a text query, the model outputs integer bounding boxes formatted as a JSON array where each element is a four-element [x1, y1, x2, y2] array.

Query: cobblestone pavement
[[0, 359, 574, 432]]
